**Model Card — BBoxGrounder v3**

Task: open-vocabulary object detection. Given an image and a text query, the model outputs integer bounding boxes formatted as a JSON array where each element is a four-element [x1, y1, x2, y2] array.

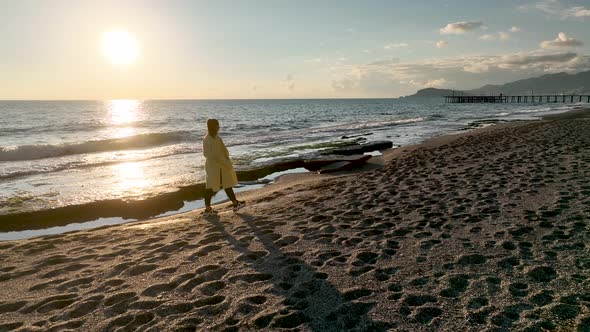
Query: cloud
[[413, 78, 449, 88], [368, 58, 400, 66], [479, 26, 522, 42], [436, 40, 448, 48], [285, 74, 295, 91], [498, 51, 578, 66], [520, 1, 590, 20], [330, 50, 589, 96], [384, 43, 409, 49], [540, 32, 583, 49], [479, 34, 496, 41], [499, 32, 511, 40], [563, 6, 590, 18], [440, 21, 483, 34], [479, 31, 512, 41], [521, 0, 561, 15]]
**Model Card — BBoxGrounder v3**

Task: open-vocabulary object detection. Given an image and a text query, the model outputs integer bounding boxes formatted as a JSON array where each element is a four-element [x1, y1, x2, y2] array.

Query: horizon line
[[0, 97, 410, 102]]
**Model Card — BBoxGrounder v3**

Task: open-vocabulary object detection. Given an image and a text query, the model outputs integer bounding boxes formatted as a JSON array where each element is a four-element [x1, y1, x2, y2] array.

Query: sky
[[0, 0, 589, 99]]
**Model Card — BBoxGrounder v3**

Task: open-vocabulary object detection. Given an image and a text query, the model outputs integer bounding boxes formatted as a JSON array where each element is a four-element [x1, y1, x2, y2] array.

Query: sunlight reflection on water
[[108, 99, 140, 126], [113, 161, 150, 197]]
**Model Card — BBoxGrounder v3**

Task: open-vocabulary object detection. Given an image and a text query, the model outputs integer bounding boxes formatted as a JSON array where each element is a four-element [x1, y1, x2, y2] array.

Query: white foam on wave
[[311, 117, 425, 133], [0, 131, 192, 162], [224, 117, 426, 147], [515, 107, 552, 114]]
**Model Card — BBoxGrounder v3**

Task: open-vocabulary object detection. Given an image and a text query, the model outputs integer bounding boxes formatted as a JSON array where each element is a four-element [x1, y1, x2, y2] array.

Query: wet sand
[[1, 109, 589, 331]]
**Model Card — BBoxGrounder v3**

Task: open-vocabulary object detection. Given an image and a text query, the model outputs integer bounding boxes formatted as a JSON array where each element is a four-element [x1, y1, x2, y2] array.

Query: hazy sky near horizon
[[1, 0, 589, 99]]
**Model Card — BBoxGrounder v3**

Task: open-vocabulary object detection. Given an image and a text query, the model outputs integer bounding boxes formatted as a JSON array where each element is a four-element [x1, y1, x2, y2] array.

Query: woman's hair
[[207, 118, 219, 135]]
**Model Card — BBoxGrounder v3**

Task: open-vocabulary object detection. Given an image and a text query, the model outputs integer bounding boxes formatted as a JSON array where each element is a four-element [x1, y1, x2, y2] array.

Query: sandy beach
[[1, 109, 589, 331]]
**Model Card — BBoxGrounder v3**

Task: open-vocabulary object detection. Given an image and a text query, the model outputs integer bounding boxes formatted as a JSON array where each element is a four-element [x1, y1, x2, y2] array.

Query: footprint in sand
[[198, 280, 226, 296], [151, 266, 178, 277], [228, 273, 273, 283], [58, 294, 103, 319], [274, 235, 299, 247], [413, 306, 443, 324], [141, 282, 176, 297], [155, 301, 194, 317], [0, 300, 28, 314], [189, 244, 223, 259], [129, 299, 164, 310], [467, 297, 489, 310], [237, 250, 268, 262], [40, 263, 91, 279], [96, 248, 133, 262], [373, 267, 399, 281], [527, 266, 557, 283], [529, 290, 554, 306], [342, 288, 373, 301], [0, 322, 24, 330], [103, 291, 138, 316], [440, 274, 470, 298], [21, 293, 79, 314], [123, 264, 158, 277], [28, 278, 68, 292], [244, 295, 267, 305], [55, 276, 94, 291], [102, 312, 155, 331], [508, 282, 529, 297]]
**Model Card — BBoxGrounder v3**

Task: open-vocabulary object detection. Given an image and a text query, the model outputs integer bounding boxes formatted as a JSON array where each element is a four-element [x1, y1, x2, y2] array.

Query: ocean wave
[[514, 107, 552, 114], [308, 117, 425, 133], [0, 120, 163, 137], [0, 131, 193, 162], [1, 117, 426, 174], [222, 117, 425, 147]]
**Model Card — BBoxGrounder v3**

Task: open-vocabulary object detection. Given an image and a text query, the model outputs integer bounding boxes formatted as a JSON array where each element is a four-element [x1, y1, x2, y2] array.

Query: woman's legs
[[224, 188, 237, 203], [225, 188, 245, 211], [220, 171, 240, 205], [206, 172, 243, 211], [204, 188, 215, 209]]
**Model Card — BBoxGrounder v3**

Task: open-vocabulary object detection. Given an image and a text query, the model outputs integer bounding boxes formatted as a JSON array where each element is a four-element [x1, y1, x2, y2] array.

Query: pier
[[445, 95, 590, 103]]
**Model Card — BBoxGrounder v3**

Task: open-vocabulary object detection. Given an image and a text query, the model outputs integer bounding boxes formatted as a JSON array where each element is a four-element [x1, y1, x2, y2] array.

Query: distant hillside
[[469, 71, 590, 95], [403, 70, 590, 98], [406, 88, 462, 98]]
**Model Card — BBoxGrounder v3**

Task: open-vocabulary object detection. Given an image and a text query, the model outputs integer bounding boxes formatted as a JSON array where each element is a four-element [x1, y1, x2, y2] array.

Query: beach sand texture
[[1, 114, 589, 331]]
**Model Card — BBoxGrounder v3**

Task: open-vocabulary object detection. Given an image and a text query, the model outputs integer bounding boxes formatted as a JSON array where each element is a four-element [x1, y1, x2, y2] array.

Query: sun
[[102, 30, 139, 65]]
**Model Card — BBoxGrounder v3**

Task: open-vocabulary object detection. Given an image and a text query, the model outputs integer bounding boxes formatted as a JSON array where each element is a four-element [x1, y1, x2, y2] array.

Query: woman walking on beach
[[202, 118, 245, 216]]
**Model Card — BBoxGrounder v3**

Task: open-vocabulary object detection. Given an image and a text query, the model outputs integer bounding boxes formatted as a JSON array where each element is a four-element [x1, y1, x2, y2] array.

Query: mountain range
[[404, 70, 590, 98]]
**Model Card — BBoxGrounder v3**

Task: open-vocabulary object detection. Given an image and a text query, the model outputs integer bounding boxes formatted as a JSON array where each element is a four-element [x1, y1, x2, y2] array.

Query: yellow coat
[[203, 134, 238, 191]]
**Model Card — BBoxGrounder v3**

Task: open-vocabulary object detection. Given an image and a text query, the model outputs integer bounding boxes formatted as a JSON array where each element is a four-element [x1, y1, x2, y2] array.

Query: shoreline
[[0, 107, 589, 330], [0, 105, 584, 239], [0, 141, 389, 236]]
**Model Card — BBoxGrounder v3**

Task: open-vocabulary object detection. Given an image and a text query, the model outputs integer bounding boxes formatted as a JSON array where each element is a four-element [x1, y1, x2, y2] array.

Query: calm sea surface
[[0, 99, 574, 219]]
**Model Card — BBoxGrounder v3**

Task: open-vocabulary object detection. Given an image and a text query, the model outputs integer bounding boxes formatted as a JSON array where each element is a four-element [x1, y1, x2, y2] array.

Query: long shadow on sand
[[206, 212, 391, 331]]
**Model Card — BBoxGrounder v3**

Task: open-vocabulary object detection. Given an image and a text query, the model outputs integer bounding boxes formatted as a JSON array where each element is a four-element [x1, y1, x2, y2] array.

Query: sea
[[0, 99, 575, 239]]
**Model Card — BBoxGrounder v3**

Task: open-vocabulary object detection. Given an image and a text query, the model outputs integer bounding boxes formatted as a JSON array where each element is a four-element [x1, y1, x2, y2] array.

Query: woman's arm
[[203, 137, 231, 167]]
